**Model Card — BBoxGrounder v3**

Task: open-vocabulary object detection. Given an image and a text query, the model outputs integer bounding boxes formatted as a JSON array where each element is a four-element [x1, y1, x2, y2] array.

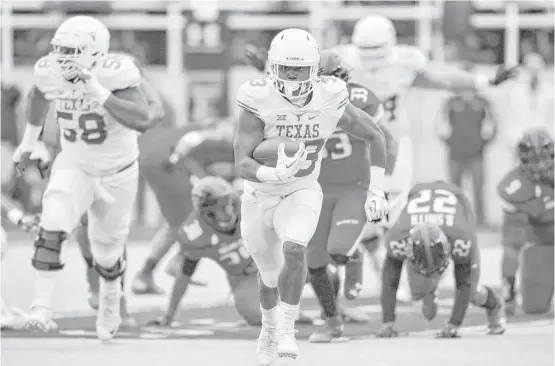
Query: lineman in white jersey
[[12, 16, 153, 341], [234, 29, 388, 365]]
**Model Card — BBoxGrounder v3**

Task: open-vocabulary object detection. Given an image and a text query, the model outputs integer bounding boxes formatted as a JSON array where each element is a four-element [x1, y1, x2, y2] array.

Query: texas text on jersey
[[34, 53, 142, 175], [236, 75, 349, 195]]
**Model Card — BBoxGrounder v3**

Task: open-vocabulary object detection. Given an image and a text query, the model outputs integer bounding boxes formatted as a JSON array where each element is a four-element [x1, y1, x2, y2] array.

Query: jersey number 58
[[57, 111, 107, 145]]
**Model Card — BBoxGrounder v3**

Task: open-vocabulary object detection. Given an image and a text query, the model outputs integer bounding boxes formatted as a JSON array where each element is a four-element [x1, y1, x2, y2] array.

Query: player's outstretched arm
[[233, 109, 266, 182], [412, 64, 518, 92], [168, 124, 232, 166], [18, 86, 50, 154], [162, 255, 200, 323]]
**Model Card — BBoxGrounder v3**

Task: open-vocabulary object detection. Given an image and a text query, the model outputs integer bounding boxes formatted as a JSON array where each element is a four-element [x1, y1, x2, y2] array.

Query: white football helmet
[[352, 15, 397, 67], [50, 16, 110, 79], [267, 28, 320, 101]]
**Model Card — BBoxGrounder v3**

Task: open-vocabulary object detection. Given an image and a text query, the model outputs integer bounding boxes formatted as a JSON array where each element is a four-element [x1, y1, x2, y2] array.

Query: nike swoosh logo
[[286, 162, 294, 169], [308, 115, 318, 120]]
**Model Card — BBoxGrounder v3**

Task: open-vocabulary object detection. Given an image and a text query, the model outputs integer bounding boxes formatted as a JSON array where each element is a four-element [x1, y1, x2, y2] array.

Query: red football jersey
[[318, 82, 381, 191]]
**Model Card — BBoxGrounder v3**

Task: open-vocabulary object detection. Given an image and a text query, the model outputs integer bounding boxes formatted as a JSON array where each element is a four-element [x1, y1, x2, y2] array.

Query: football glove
[[490, 65, 519, 86], [376, 322, 399, 338], [435, 323, 459, 338], [365, 190, 388, 222], [274, 142, 307, 181]]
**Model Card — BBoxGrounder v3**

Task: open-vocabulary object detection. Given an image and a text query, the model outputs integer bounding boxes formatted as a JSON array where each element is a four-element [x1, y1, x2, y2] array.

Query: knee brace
[[329, 254, 349, 266], [95, 256, 126, 281], [32, 229, 67, 271]]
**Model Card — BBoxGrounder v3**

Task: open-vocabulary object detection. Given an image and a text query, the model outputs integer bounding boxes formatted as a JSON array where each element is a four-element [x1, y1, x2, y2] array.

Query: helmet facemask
[[50, 40, 102, 81], [408, 223, 451, 277], [196, 194, 238, 233], [269, 63, 318, 101]]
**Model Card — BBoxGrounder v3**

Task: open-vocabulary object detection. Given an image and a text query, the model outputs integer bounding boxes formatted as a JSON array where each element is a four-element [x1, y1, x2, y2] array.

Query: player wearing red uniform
[[377, 181, 506, 338], [131, 120, 235, 294], [146, 177, 261, 326], [306, 74, 397, 342], [497, 127, 554, 315]]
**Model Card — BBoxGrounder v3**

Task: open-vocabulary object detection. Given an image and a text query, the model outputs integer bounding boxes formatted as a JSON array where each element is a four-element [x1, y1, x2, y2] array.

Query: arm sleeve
[[450, 262, 473, 326], [381, 255, 404, 323]]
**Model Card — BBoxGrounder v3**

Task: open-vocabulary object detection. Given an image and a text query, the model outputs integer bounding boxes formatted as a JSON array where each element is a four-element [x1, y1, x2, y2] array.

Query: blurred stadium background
[[1, 0, 553, 232]]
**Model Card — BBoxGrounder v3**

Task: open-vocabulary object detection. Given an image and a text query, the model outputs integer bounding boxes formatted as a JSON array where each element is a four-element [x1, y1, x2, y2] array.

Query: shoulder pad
[[395, 45, 428, 71], [347, 82, 382, 118], [497, 168, 535, 204], [180, 217, 204, 243], [33, 56, 65, 99], [238, 77, 272, 100], [319, 77, 349, 111], [236, 77, 272, 118], [96, 53, 142, 91]]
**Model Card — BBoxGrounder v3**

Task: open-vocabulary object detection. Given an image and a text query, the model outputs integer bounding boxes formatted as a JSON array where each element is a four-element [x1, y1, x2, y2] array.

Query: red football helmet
[[191, 176, 239, 232], [408, 222, 451, 277], [518, 127, 554, 186]]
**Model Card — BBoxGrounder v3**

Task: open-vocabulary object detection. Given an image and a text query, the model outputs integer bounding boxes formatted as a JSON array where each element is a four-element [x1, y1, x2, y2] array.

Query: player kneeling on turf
[[147, 176, 262, 327], [377, 181, 506, 338]]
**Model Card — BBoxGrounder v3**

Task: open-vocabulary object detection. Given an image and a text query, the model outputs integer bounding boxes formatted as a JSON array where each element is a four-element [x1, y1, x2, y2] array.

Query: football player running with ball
[[498, 127, 554, 315], [13, 16, 152, 341], [234, 29, 388, 365], [146, 177, 262, 327], [377, 181, 506, 338]]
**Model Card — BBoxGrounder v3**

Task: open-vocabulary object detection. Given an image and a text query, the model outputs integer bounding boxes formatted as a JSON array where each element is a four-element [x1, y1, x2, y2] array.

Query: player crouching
[[377, 181, 506, 338], [498, 127, 554, 315], [146, 177, 262, 327]]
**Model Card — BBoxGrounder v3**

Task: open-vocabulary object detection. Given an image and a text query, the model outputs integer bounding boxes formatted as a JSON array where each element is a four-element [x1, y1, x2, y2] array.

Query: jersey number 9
[[57, 111, 107, 145]]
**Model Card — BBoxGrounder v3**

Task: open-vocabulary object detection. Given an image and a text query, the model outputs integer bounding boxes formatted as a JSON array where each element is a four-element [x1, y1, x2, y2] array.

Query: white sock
[[31, 270, 60, 310], [279, 301, 300, 331], [260, 305, 279, 328]]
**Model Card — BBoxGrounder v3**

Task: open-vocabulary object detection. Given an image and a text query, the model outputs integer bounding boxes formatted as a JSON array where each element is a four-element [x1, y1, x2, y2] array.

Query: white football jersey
[[34, 53, 141, 176], [236, 76, 349, 195], [334, 44, 427, 139]]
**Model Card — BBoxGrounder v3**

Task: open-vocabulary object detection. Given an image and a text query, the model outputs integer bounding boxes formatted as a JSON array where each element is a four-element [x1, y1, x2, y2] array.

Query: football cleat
[[96, 278, 122, 342], [376, 322, 399, 338], [308, 314, 344, 343], [277, 328, 299, 359], [256, 325, 278, 366], [486, 290, 507, 335], [339, 305, 370, 323], [25, 307, 58, 333]]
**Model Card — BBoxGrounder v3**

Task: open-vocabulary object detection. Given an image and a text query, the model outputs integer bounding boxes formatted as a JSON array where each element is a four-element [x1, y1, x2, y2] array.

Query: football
[[253, 137, 301, 167]]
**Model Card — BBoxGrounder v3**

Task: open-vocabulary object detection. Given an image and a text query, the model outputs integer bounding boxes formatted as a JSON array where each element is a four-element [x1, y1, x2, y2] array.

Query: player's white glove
[[274, 142, 307, 181], [67, 61, 111, 104], [365, 190, 388, 222]]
